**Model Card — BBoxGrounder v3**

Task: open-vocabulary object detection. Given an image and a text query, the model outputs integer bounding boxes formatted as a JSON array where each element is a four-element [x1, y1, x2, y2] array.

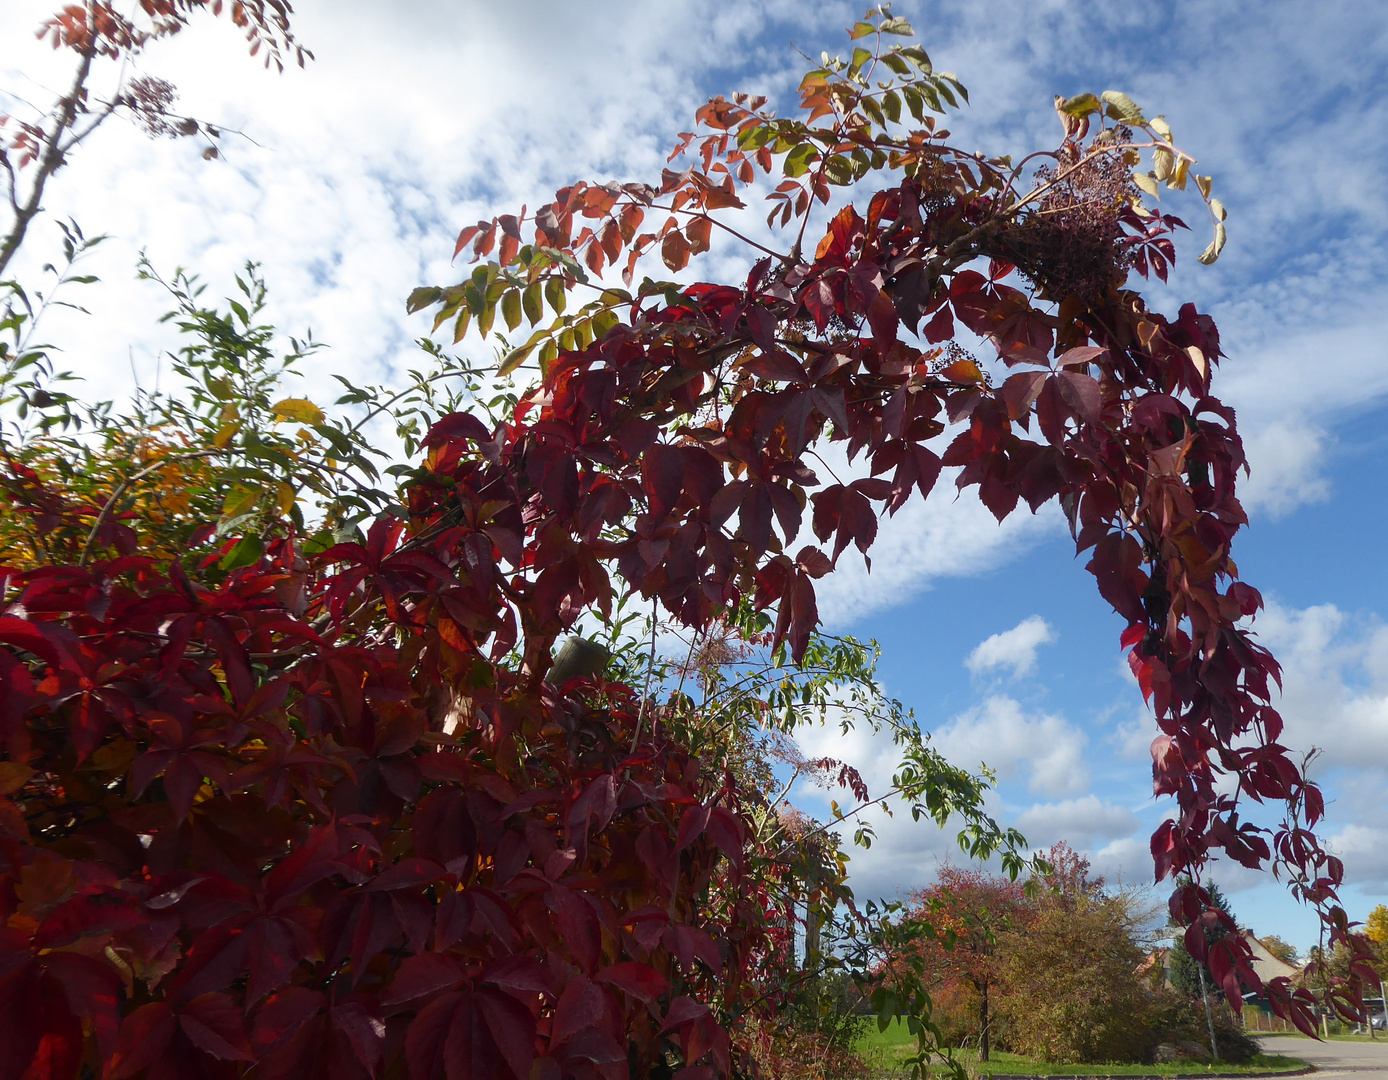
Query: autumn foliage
[[0, 6, 1374, 1080]]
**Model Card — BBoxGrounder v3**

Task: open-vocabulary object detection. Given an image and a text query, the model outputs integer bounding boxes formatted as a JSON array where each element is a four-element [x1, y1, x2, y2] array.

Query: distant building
[[1139, 930, 1300, 992], [1238, 930, 1300, 986]]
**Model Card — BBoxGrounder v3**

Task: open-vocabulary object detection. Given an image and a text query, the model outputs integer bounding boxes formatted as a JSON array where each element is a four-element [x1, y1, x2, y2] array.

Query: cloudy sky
[[4, 0, 1387, 952]]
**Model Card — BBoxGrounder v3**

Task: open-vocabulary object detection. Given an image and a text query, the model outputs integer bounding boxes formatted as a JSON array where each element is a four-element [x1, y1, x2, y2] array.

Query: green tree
[[996, 849, 1156, 1063], [1259, 935, 1300, 967], [1169, 882, 1237, 1001]]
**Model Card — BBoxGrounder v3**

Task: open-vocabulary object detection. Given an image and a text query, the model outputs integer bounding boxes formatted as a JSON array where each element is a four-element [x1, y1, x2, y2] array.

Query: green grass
[[857, 1020, 1311, 1077]]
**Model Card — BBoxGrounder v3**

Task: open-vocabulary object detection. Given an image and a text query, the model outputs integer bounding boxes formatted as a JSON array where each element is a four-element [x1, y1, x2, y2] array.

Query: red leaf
[[551, 975, 604, 1047], [597, 961, 669, 1005], [179, 992, 253, 1062], [107, 1002, 178, 1080], [476, 986, 536, 1080], [1057, 371, 1102, 424], [383, 951, 468, 1006], [249, 987, 324, 1059]]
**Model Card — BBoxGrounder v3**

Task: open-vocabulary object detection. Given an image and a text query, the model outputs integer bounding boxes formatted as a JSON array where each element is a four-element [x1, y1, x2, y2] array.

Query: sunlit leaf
[[271, 398, 325, 425]]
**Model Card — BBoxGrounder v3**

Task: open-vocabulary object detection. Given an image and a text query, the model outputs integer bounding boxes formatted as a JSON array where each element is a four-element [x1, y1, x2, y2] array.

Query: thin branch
[[630, 597, 659, 753], [0, 46, 96, 279]]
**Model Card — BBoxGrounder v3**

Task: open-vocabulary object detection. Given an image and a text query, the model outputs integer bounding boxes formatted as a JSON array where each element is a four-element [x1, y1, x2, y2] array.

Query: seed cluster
[[1008, 142, 1138, 301]]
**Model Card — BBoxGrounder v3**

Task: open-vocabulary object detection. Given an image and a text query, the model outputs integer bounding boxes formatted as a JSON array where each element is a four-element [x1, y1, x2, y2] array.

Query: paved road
[[1259, 1036, 1388, 1077]]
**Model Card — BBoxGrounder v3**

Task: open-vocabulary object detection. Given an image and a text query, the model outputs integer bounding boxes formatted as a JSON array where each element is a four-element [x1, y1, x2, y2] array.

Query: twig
[[630, 597, 659, 753]]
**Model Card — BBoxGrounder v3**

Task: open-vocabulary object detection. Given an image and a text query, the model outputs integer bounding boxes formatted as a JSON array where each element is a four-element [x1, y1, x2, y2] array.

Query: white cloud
[[932, 695, 1089, 798], [966, 615, 1056, 678], [814, 469, 1063, 628], [1088, 837, 1155, 888], [1251, 601, 1388, 773], [1014, 795, 1138, 848], [1236, 421, 1332, 519]]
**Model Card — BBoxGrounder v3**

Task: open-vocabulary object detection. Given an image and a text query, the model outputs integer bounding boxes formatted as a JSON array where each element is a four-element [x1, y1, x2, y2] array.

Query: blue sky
[[3, 0, 1387, 952]]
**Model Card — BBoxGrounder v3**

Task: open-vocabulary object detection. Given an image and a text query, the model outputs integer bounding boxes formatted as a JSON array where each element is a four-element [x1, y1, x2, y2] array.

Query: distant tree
[[1259, 935, 1300, 968], [1367, 906, 1388, 947], [996, 847, 1156, 1063], [899, 867, 1032, 1062], [1169, 881, 1237, 1000]]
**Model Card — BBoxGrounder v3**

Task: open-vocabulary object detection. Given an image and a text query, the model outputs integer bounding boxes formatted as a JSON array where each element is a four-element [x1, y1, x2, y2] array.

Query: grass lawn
[[858, 1020, 1311, 1077]]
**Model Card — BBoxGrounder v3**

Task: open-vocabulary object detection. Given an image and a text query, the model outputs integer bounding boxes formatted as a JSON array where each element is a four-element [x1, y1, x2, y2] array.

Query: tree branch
[[0, 46, 95, 279]]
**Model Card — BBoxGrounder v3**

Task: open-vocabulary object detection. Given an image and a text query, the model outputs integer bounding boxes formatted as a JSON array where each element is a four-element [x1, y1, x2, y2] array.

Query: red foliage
[[0, 11, 1370, 1079]]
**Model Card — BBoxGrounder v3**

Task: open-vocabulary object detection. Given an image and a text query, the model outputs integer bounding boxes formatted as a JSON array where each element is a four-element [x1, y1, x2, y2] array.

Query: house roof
[[1238, 930, 1301, 984]]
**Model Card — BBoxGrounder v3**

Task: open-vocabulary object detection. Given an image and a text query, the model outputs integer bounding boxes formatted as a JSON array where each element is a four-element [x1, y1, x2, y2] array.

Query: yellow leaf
[[270, 398, 325, 425], [941, 359, 984, 384], [1195, 174, 1213, 200], [1133, 171, 1160, 198], [222, 484, 259, 520], [212, 421, 240, 449], [275, 483, 296, 515], [1150, 116, 1173, 141], [1152, 146, 1174, 182]]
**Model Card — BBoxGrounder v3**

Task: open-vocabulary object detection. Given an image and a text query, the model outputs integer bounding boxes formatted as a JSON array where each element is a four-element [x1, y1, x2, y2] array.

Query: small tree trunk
[[980, 979, 990, 1063], [803, 861, 821, 972], [1197, 964, 1220, 1061]]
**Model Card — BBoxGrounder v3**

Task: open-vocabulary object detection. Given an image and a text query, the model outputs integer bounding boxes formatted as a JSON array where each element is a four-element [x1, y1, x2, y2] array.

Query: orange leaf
[[662, 229, 691, 272]]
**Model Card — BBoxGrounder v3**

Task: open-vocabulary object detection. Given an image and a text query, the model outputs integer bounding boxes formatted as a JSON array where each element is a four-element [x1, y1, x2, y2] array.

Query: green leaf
[[849, 20, 875, 39], [1100, 90, 1146, 125], [1057, 93, 1101, 119], [405, 286, 441, 314], [881, 52, 911, 76], [824, 155, 854, 185], [899, 45, 931, 73], [591, 309, 619, 340], [880, 15, 913, 35], [882, 89, 901, 124], [522, 280, 543, 325], [783, 143, 818, 178], [901, 84, 925, 123], [497, 342, 533, 377], [452, 307, 471, 343], [219, 533, 264, 570], [861, 95, 886, 127], [849, 47, 873, 75], [500, 288, 522, 332], [537, 338, 558, 376], [544, 276, 567, 315]]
